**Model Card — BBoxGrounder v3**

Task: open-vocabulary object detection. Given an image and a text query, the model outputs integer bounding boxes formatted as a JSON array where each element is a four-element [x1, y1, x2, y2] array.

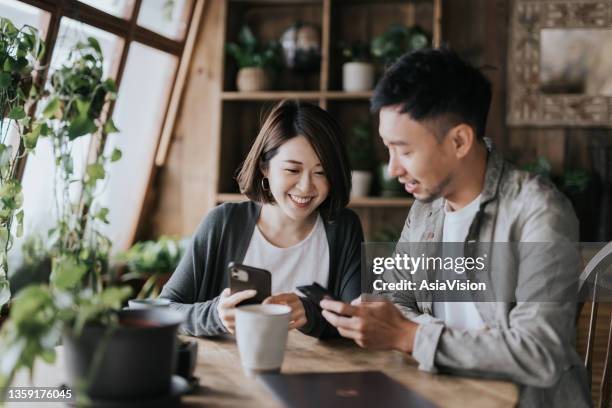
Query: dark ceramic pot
[[63, 308, 184, 399]]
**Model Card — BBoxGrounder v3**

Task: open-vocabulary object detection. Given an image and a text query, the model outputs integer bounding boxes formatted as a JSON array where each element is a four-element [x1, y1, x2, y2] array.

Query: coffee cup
[[235, 304, 291, 377]]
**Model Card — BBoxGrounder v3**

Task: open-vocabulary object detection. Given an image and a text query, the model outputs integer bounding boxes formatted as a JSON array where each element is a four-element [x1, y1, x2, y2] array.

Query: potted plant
[[348, 121, 375, 198], [340, 41, 374, 92], [0, 38, 185, 404], [118, 236, 186, 300], [226, 25, 282, 92], [0, 18, 45, 312], [371, 24, 430, 66]]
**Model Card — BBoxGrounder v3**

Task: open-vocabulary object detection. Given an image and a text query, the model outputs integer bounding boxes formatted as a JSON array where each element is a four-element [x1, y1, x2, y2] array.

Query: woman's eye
[[315, 171, 326, 176], [284, 169, 299, 174]]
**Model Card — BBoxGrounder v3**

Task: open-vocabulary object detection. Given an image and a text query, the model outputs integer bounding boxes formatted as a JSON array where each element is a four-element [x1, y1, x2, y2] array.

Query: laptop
[[258, 370, 439, 408]]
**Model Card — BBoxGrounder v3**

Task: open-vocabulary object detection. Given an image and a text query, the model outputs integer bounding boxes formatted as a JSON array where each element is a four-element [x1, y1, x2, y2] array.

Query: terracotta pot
[[236, 67, 269, 92]]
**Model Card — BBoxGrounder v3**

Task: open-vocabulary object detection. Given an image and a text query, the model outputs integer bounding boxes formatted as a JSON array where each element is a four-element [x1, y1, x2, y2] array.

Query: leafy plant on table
[[226, 26, 282, 70], [0, 37, 130, 399], [118, 236, 185, 299], [0, 18, 45, 309]]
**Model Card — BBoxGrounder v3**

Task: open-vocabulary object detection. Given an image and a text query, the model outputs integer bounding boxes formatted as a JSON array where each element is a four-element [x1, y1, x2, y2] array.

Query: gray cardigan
[[160, 201, 363, 338]]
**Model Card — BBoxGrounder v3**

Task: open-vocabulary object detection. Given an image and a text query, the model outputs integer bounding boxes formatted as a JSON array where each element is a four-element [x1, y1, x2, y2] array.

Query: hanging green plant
[[0, 36, 132, 398], [0, 18, 45, 308]]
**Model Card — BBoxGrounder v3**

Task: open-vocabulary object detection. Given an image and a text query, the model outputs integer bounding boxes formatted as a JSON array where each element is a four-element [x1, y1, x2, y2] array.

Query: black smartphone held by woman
[[228, 262, 272, 305]]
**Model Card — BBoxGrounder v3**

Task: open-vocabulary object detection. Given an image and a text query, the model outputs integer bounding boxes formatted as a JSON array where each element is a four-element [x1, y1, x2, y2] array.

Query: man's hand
[[216, 288, 257, 333], [264, 293, 307, 330], [320, 297, 418, 353]]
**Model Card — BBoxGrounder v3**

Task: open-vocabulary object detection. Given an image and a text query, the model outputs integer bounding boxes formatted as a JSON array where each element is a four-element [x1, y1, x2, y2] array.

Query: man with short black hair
[[321, 48, 591, 407]]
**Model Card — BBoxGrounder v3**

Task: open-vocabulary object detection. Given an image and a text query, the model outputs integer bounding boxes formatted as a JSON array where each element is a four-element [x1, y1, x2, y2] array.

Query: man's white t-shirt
[[432, 194, 486, 330], [243, 215, 330, 294]]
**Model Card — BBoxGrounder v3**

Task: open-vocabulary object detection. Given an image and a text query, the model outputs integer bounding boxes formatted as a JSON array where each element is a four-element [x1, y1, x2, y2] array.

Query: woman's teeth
[[289, 195, 313, 204]]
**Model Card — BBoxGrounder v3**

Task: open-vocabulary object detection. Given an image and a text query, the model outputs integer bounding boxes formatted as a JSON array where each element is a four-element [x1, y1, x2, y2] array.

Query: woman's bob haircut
[[236, 100, 352, 220]]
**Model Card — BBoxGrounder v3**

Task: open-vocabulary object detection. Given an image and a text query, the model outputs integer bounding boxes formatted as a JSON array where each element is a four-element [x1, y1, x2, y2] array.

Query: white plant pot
[[351, 171, 373, 198], [342, 62, 375, 92], [236, 67, 269, 92]]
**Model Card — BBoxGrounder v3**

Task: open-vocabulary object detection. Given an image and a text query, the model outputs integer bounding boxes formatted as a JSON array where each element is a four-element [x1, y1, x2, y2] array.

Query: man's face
[[378, 106, 457, 203]]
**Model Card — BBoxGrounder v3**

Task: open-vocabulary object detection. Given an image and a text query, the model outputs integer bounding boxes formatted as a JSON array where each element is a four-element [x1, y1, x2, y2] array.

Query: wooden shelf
[[221, 91, 373, 101], [216, 193, 413, 208]]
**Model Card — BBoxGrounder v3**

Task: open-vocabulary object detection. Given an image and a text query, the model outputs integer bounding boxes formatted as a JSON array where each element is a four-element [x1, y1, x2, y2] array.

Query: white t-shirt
[[242, 215, 330, 294], [433, 194, 486, 330]]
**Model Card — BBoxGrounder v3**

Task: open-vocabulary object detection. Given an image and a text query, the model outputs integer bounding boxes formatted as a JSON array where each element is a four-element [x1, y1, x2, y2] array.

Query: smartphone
[[228, 262, 271, 305], [297, 283, 339, 305]]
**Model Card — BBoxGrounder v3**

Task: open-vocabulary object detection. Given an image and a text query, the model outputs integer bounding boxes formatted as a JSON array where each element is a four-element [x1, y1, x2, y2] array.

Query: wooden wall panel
[[145, 0, 226, 238]]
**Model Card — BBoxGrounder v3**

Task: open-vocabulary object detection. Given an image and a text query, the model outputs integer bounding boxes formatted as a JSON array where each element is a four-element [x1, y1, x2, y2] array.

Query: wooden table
[[10, 331, 518, 408], [182, 331, 519, 408]]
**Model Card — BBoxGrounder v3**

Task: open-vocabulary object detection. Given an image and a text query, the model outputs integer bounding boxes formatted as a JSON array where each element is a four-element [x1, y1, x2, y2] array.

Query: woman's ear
[[259, 162, 269, 178]]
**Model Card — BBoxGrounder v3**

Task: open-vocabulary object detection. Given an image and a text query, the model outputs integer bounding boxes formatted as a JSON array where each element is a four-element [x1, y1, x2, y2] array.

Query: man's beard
[[414, 176, 451, 203]]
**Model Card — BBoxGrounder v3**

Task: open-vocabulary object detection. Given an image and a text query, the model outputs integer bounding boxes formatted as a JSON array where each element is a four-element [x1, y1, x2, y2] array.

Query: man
[[320, 49, 591, 407]]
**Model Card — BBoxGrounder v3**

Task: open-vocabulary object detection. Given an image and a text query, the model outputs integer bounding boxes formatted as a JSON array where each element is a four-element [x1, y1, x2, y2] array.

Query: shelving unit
[[214, 0, 442, 239]]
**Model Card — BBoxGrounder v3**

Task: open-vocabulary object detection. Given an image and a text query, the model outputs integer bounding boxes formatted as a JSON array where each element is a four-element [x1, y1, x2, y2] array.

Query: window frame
[[10, 0, 202, 247]]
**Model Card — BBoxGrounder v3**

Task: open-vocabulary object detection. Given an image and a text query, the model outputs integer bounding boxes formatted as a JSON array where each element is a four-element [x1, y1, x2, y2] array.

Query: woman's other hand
[[216, 288, 257, 333], [263, 293, 307, 330]]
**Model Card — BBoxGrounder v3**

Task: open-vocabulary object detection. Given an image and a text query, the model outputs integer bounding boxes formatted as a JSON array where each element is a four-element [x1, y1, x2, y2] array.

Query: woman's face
[[263, 135, 330, 223]]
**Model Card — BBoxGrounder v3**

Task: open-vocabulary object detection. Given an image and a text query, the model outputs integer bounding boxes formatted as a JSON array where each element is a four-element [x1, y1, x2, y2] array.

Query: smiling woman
[[159, 100, 364, 339]]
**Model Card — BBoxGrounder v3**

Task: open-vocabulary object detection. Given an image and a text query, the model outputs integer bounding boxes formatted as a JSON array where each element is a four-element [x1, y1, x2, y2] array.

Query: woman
[[160, 100, 363, 339]]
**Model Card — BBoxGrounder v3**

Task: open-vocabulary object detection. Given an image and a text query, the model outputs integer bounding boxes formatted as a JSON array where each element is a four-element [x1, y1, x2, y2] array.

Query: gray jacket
[[379, 150, 591, 407], [160, 201, 363, 338]]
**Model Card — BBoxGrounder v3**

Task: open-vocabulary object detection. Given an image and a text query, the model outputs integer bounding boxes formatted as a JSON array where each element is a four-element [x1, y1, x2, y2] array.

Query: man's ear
[[447, 124, 475, 159]]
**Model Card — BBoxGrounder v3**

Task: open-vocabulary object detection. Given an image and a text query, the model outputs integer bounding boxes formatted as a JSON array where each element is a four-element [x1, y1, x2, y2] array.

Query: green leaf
[[67, 116, 97, 139], [103, 118, 119, 134], [8, 106, 25, 120], [0, 144, 12, 168], [50, 255, 88, 290], [42, 97, 61, 119], [87, 37, 102, 54], [86, 163, 105, 182], [110, 147, 122, 162], [23, 124, 41, 150], [0, 72, 11, 89], [0, 277, 9, 307], [95, 207, 109, 224]]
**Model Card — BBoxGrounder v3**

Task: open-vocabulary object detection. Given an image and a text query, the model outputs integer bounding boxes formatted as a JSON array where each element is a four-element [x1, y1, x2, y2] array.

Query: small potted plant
[[348, 121, 375, 198], [226, 25, 282, 92], [371, 24, 430, 66], [341, 41, 374, 92], [0, 38, 186, 404], [118, 236, 186, 300]]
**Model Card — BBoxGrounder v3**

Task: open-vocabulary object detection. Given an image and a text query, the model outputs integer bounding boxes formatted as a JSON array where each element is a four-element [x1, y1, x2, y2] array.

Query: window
[[0, 0, 199, 266]]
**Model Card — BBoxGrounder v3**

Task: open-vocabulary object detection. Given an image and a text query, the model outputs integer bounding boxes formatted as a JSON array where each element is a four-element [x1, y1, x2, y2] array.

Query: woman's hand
[[263, 293, 307, 330], [216, 288, 257, 333]]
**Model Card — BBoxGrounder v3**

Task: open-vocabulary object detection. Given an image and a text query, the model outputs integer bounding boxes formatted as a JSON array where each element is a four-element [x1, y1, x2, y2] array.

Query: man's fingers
[[322, 310, 361, 330], [225, 289, 257, 306], [320, 299, 359, 316]]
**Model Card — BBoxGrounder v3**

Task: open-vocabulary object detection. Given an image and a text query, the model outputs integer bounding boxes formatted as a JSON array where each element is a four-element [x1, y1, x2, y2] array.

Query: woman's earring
[[261, 177, 270, 191]]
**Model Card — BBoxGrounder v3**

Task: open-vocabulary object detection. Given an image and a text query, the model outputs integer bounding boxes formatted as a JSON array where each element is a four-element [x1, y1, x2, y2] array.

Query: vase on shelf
[[236, 67, 269, 92]]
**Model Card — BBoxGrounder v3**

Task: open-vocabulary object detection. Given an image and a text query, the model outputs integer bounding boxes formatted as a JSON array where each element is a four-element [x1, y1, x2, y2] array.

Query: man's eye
[[401, 151, 412, 156]]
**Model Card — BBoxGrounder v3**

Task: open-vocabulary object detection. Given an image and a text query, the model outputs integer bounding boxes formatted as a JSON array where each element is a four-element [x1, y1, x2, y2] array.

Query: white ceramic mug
[[235, 304, 291, 377]]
